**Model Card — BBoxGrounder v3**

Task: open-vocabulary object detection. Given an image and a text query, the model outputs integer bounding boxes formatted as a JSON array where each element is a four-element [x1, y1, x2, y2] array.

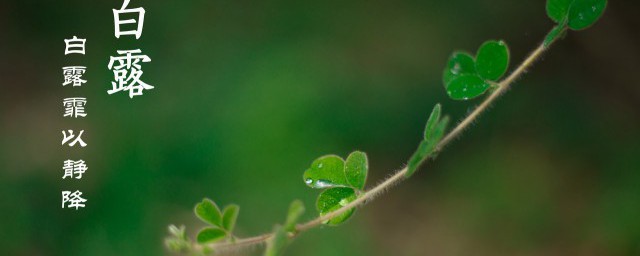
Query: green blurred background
[[1, 0, 639, 255]]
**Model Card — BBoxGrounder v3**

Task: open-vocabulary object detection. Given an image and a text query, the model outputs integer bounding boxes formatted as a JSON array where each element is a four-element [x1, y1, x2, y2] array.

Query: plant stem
[[199, 28, 559, 253]]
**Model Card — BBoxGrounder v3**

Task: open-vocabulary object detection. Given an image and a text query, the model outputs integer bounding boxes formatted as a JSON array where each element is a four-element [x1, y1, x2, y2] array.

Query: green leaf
[[165, 225, 189, 253], [546, 0, 607, 30], [222, 204, 239, 233], [432, 116, 450, 144], [424, 104, 441, 141], [446, 74, 491, 100], [194, 198, 223, 227], [284, 200, 305, 232], [316, 187, 357, 226], [475, 40, 509, 81], [303, 155, 348, 189], [567, 0, 607, 30], [264, 225, 288, 256], [168, 224, 186, 239], [406, 115, 449, 178], [196, 227, 227, 244], [344, 151, 368, 190], [442, 52, 476, 87], [546, 0, 573, 23]]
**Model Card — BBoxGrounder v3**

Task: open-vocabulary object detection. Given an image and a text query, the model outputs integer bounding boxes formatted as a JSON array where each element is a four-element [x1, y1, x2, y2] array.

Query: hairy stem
[[198, 27, 559, 253]]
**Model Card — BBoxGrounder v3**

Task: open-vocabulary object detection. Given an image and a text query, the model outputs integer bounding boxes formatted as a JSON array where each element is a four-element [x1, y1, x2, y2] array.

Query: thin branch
[[198, 27, 560, 253], [204, 234, 272, 251]]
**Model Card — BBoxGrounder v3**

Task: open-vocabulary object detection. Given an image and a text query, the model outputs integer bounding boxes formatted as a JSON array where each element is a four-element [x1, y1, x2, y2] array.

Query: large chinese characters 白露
[[108, 0, 153, 98]]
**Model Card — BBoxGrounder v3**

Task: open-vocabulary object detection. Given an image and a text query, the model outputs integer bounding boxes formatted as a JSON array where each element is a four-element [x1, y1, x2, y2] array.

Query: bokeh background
[[1, 0, 639, 255]]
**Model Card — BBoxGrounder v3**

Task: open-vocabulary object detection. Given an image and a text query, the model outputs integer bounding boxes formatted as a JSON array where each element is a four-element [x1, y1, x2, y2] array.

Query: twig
[[199, 27, 559, 253]]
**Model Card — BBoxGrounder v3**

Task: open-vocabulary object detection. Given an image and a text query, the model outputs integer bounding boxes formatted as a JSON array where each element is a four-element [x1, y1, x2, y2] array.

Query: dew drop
[[314, 179, 334, 188]]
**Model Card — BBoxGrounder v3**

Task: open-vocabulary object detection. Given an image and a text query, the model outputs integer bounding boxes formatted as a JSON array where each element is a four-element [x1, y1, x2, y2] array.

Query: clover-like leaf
[[476, 40, 509, 81], [316, 187, 357, 226], [407, 104, 446, 177], [546, 0, 607, 31], [424, 104, 441, 141], [443, 41, 509, 101], [406, 112, 449, 177], [196, 227, 227, 244], [284, 200, 305, 232], [446, 74, 490, 100], [303, 155, 348, 189], [567, 0, 607, 30], [443, 52, 476, 87], [222, 204, 239, 233], [344, 151, 368, 190], [264, 225, 288, 256], [195, 198, 223, 227]]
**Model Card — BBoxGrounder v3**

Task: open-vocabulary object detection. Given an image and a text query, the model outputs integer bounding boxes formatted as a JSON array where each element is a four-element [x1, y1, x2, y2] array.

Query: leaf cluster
[[194, 199, 239, 244], [443, 41, 510, 100], [545, 0, 607, 46], [302, 151, 368, 225]]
